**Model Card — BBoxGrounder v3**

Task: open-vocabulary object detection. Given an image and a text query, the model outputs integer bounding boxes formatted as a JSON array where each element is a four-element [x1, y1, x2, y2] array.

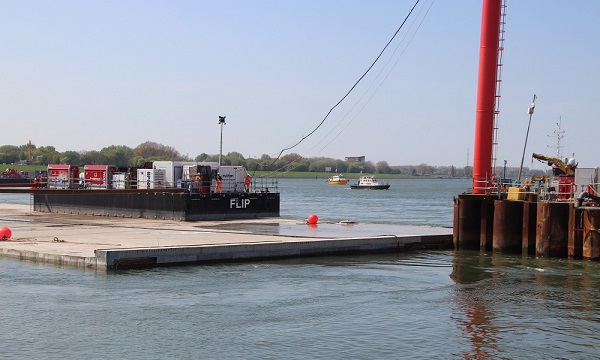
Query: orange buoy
[[307, 214, 318, 225], [0, 227, 12, 240]]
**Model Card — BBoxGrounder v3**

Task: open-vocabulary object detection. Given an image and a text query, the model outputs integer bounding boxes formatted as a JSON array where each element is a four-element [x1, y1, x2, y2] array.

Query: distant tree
[[334, 160, 348, 173], [203, 154, 220, 163], [269, 153, 301, 172], [219, 157, 231, 166], [133, 141, 181, 159], [33, 146, 61, 165], [364, 161, 376, 173], [463, 166, 472, 177], [60, 151, 81, 165], [280, 153, 302, 165], [225, 152, 246, 166], [195, 153, 210, 162], [430, 166, 448, 176], [308, 157, 334, 173], [272, 158, 287, 171], [0, 145, 20, 164], [100, 145, 133, 167], [347, 162, 363, 173], [245, 158, 261, 171], [416, 163, 433, 175], [3, 139, 496, 175], [291, 160, 310, 172], [376, 161, 392, 174], [258, 154, 276, 171], [127, 156, 143, 167], [18, 143, 35, 162], [79, 150, 105, 165]]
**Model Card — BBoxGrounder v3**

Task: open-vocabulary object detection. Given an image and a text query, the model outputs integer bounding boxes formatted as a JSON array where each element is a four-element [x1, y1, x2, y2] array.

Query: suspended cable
[[311, 0, 435, 157], [267, 0, 422, 167], [258, 0, 435, 177]]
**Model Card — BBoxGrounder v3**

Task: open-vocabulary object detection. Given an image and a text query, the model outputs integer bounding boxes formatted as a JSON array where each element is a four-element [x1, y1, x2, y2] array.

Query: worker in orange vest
[[215, 175, 223, 193], [244, 174, 251, 192]]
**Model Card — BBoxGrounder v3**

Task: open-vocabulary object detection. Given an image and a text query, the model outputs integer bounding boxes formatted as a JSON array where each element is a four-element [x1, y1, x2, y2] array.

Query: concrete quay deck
[[0, 204, 452, 270]]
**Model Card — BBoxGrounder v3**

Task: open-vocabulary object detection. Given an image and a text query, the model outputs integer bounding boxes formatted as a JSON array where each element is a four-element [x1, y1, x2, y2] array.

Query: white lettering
[[230, 198, 251, 209]]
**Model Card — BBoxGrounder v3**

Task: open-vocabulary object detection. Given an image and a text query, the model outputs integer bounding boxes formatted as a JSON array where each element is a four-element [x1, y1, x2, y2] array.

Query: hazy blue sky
[[2, 1, 598, 168]]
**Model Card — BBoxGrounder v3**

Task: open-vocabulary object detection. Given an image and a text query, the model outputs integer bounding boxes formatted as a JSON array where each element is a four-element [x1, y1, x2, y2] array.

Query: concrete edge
[[0, 233, 453, 271], [96, 235, 451, 270], [0, 248, 98, 269]]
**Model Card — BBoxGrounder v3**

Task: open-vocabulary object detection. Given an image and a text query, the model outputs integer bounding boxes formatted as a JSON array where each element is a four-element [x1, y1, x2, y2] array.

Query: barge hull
[[33, 191, 280, 221]]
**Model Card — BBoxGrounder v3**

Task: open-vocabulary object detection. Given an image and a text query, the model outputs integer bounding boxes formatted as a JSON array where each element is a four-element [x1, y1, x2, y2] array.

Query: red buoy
[[0, 227, 12, 240], [307, 214, 318, 225]]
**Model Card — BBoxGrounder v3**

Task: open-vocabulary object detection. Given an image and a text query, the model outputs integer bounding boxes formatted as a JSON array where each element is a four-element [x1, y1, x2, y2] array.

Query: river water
[[1, 178, 599, 359]]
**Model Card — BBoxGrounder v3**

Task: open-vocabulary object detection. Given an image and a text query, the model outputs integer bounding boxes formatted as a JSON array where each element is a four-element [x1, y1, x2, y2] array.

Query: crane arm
[[531, 153, 573, 176]]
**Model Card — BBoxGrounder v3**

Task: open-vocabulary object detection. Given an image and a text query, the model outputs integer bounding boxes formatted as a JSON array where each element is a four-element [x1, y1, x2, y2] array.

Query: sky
[[1, 0, 599, 169]]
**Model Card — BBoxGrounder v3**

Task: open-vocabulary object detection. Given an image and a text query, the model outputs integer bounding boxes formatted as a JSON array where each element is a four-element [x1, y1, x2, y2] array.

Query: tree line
[[0, 141, 544, 178]]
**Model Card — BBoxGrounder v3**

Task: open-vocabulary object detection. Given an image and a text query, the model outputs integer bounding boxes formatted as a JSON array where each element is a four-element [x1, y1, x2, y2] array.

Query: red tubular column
[[472, 0, 501, 194]]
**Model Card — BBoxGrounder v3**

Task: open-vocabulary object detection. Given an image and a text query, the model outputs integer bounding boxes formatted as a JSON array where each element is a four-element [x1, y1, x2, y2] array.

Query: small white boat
[[350, 175, 390, 190]]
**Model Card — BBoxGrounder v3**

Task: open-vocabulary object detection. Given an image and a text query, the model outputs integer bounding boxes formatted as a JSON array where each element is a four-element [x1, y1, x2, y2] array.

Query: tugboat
[[327, 174, 349, 185], [350, 175, 390, 190]]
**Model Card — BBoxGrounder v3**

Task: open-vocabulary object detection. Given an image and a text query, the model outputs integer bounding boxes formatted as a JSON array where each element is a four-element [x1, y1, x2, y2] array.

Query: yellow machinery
[[532, 153, 574, 176], [507, 175, 549, 201]]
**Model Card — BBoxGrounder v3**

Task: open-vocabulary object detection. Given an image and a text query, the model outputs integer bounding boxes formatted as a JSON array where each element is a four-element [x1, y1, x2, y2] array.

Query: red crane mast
[[472, 0, 502, 194]]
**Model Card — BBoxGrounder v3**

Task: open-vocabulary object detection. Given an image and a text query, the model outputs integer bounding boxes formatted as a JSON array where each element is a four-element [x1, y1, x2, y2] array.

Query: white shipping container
[[218, 166, 246, 193], [153, 161, 220, 186], [112, 173, 127, 189], [182, 162, 219, 181], [137, 169, 166, 189], [152, 161, 195, 187]]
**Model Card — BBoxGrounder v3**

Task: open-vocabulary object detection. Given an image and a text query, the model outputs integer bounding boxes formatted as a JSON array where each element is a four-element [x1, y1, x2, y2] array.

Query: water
[[279, 178, 468, 227], [1, 179, 599, 359]]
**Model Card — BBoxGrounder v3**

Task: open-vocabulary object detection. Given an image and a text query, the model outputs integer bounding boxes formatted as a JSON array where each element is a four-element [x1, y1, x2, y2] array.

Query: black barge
[[32, 188, 280, 221], [6, 162, 282, 221]]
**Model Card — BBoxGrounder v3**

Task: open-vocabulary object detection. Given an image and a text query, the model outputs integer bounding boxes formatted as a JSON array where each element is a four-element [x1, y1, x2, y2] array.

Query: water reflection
[[450, 250, 600, 359], [450, 251, 499, 359]]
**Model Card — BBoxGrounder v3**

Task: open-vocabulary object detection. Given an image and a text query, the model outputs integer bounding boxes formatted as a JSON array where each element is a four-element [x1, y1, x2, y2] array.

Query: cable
[[268, 0, 423, 167], [313, 0, 435, 157]]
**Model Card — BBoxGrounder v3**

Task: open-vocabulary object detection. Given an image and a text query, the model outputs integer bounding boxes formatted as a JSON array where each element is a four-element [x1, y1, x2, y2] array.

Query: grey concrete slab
[[200, 221, 451, 238], [0, 204, 452, 270]]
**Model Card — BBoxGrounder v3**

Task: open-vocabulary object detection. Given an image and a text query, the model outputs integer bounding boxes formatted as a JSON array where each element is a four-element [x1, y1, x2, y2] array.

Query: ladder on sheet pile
[[491, 0, 506, 185]]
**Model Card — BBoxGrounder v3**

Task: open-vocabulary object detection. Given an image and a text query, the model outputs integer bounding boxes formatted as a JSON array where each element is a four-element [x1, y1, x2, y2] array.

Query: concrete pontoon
[[0, 204, 452, 270]]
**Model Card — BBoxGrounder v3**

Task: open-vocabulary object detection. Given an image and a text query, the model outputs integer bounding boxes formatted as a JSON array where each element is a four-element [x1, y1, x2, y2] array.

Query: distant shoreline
[[1, 164, 471, 180], [250, 171, 470, 180]]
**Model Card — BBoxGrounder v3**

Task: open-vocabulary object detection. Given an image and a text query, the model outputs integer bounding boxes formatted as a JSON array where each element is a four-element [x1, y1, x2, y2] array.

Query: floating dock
[[0, 204, 452, 270]]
